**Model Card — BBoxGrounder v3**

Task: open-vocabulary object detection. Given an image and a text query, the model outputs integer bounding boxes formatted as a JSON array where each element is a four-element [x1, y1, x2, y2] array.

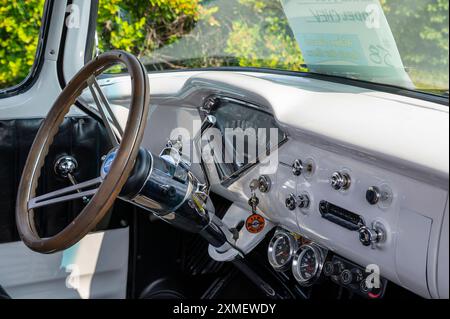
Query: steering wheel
[[15, 51, 150, 253]]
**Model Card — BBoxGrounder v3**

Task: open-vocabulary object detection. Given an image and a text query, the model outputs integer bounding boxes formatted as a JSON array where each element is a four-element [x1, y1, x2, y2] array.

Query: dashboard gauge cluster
[[267, 229, 388, 298], [267, 229, 327, 286], [267, 230, 298, 271], [291, 244, 325, 286]]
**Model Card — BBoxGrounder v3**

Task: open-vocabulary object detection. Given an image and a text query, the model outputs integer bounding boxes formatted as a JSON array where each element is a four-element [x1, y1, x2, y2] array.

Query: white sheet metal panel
[[0, 228, 129, 299], [437, 200, 449, 299], [396, 210, 432, 298]]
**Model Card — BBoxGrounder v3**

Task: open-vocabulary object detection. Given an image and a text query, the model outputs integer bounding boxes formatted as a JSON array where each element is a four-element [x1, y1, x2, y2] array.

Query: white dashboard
[[227, 136, 447, 299], [135, 71, 449, 299]]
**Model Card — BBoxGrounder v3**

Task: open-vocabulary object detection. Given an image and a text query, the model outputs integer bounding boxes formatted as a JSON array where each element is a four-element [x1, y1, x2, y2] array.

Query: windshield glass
[[97, 0, 449, 96]]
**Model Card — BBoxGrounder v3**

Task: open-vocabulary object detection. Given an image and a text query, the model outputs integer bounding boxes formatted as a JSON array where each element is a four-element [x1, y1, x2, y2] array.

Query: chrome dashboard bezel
[[292, 243, 326, 287], [200, 95, 288, 187], [267, 230, 298, 271]]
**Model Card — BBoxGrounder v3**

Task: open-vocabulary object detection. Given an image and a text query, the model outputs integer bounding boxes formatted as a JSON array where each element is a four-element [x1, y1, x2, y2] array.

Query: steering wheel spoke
[[87, 75, 124, 147], [28, 177, 102, 209]]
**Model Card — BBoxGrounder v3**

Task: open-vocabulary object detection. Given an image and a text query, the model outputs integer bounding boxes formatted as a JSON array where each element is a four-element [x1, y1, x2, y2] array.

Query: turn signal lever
[[54, 155, 90, 204]]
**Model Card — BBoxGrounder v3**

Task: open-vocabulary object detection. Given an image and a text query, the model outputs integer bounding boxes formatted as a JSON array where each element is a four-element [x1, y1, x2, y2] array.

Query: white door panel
[[0, 228, 128, 299]]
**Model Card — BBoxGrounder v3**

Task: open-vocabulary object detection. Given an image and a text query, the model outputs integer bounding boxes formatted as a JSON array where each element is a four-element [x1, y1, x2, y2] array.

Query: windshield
[[97, 0, 449, 96]]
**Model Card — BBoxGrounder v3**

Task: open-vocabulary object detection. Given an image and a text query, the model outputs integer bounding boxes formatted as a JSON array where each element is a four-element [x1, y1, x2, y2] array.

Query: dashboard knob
[[366, 186, 381, 205], [292, 159, 303, 176], [340, 268, 363, 285], [298, 193, 310, 209], [323, 261, 344, 276], [285, 194, 298, 211], [340, 269, 353, 285], [323, 262, 335, 276], [358, 226, 385, 248], [360, 279, 371, 294], [330, 171, 351, 190]]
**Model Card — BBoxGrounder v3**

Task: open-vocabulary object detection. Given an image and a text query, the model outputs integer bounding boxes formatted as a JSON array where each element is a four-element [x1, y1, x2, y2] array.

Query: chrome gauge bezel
[[267, 231, 298, 271], [292, 244, 325, 286]]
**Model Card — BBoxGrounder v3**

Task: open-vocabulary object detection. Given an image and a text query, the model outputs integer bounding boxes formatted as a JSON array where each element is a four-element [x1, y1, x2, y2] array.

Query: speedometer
[[292, 244, 324, 286], [267, 231, 297, 271]]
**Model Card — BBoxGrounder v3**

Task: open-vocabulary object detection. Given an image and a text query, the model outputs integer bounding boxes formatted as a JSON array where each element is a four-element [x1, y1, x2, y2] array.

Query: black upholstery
[[0, 117, 128, 244]]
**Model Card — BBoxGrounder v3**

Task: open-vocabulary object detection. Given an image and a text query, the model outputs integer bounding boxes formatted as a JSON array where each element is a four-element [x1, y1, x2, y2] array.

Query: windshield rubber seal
[[0, 0, 54, 99]]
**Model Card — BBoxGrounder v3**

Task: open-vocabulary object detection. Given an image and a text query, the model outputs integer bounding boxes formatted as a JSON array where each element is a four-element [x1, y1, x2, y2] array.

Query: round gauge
[[267, 232, 297, 271], [292, 244, 324, 286]]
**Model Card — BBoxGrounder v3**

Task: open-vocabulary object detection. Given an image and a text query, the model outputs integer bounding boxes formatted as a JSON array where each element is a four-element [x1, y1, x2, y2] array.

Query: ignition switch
[[249, 175, 272, 194]]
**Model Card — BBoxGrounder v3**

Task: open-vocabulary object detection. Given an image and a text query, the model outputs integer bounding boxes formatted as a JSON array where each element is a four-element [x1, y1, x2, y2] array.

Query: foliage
[[0, 0, 448, 92], [224, 0, 306, 71], [95, 0, 306, 71], [381, 0, 449, 89], [0, 0, 45, 88], [97, 0, 204, 56]]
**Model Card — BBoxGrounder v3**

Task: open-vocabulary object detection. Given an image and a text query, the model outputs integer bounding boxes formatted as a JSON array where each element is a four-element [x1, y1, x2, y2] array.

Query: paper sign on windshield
[[281, 0, 414, 88]]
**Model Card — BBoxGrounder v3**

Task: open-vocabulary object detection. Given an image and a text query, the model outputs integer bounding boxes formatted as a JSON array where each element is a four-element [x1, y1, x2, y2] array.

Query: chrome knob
[[330, 171, 351, 190], [285, 194, 298, 211], [292, 159, 303, 176], [298, 193, 310, 209], [54, 156, 78, 178], [358, 225, 385, 248]]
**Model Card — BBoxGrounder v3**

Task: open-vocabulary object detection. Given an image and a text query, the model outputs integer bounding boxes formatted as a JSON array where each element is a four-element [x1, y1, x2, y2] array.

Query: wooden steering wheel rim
[[15, 51, 150, 253]]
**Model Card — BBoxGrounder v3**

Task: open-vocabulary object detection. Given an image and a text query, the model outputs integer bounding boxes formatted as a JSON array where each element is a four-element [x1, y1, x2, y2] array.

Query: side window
[[0, 0, 45, 90]]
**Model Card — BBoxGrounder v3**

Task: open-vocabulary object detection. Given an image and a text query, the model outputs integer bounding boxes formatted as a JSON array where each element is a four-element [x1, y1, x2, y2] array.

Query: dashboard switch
[[285, 194, 298, 211], [285, 193, 310, 211], [298, 193, 310, 209], [366, 185, 394, 208], [366, 186, 381, 205], [340, 269, 353, 285], [340, 268, 363, 285], [330, 171, 351, 191], [323, 262, 334, 276], [323, 261, 344, 277], [292, 159, 303, 176], [358, 225, 385, 248]]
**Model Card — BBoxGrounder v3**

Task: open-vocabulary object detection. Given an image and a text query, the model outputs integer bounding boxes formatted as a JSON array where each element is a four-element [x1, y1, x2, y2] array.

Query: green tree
[[224, 0, 305, 71], [381, 0, 449, 90], [97, 0, 206, 57], [105, 0, 305, 71], [0, 0, 45, 88]]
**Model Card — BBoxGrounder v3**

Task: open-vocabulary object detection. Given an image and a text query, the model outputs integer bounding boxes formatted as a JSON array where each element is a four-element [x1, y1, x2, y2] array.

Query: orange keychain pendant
[[246, 213, 265, 233]]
